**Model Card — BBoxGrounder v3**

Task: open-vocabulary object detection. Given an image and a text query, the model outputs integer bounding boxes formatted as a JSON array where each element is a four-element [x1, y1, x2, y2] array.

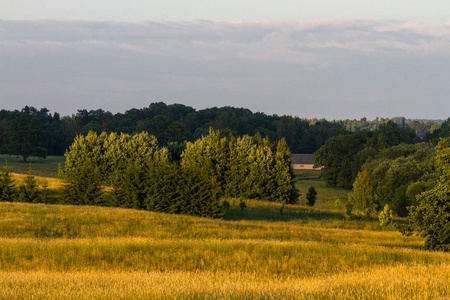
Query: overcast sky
[[1, 1, 449, 119]]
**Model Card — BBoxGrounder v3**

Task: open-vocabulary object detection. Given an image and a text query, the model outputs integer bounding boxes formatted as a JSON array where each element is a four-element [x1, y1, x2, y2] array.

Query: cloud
[[0, 19, 449, 119]]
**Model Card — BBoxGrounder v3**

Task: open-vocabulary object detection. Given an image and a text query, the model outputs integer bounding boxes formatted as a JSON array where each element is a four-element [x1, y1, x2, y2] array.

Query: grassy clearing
[[294, 170, 350, 209], [0, 155, 64, 178]]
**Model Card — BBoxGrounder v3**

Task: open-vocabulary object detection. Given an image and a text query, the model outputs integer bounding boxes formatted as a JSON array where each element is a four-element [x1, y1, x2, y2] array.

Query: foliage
[[65, 131, 167, 185], [335, 199, 341, 209], [181, 129, 298, 204], [306, 186, 317, 206], [314, 132, 368, 189], [379, 204, 394, 228], [273, 138, 299, 204], [18, 166, 40, 203], [61, 162, 104, 206], [406, 137, 450, 251], [40, 180, 50, 204], [6, 114, 47, 162], [364, 143, 437, 216], [112, 161, 150, 210], [348, 170, 377, 216], [0, 164, 16, 202]]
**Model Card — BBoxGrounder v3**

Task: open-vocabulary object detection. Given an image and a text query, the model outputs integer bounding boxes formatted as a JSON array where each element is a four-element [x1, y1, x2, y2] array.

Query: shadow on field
[[223, 204, 346, 222]]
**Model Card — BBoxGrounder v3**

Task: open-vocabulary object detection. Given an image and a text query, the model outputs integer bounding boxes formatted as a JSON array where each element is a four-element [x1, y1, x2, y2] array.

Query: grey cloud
[[0, 20, 449, 119]]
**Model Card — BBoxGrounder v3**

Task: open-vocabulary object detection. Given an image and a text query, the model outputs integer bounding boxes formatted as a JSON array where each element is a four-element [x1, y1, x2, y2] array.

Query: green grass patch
[[0, 155, 64, 178], [294, 170, 350, 209]]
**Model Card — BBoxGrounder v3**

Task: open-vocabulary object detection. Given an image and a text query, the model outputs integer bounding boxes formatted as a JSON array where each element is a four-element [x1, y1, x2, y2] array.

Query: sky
[[1, 1, 450, 120]]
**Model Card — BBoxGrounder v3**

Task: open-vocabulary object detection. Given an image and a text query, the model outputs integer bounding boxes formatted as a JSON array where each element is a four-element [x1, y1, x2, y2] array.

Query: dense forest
[[0, 102, 447, 161]]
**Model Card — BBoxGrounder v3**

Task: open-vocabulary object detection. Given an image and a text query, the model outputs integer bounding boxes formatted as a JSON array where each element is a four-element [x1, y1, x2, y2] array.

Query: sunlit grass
[[1, 264, 450, 299], [12, 173, 63, 190]]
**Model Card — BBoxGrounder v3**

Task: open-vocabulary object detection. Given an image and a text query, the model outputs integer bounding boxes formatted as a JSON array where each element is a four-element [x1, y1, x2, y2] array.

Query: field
[[0, 155, 64, 178], [1, 159, 449, 299]]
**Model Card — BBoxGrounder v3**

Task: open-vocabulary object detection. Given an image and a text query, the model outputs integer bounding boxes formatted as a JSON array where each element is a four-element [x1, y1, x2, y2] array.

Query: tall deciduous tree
[[406, 137, 450, 251], [7, 114, 47, 162], [348, 170, 377, 216]]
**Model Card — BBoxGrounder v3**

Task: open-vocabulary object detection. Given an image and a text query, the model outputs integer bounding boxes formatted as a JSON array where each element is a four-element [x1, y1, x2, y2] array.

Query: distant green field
[[0, 155, 64, 178], [294, 170, 350, 209]]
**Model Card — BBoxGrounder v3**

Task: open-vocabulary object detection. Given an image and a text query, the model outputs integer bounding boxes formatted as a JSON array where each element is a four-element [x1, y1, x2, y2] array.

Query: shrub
[[306, 186, 317, 206], [379, 204, 394, 228]]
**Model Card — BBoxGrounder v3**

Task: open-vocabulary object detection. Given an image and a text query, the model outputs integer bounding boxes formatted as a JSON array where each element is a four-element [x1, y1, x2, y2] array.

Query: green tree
[[61, 162, 103, 206], [177, 165, 223, 218], [40, 180, 50, 204], [306, 186, 317, 206], [406, 137, 450, 251], [379, 204, 394, 228], [18, 166, 40, 203], [314, 132, 368, 189], [363, 143, 437, 217], [348, 170, 377, 216], [145, 162, 183, 214], [0, 164, 16, 202], [7, 114, 47, 162], [112, 160, 150, 210], [273, 138, 298, 204]]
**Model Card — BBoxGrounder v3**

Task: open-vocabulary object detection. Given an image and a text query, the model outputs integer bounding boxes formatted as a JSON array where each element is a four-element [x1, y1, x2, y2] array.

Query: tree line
[[1, 103, 446, 162], [1, 129, 297, 218]]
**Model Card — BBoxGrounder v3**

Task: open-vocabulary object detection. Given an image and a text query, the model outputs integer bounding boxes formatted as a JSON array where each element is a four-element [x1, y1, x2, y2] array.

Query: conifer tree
[[61, 162, 103, 206], [113, 160, 149, 209], [146, 162, 183, 214], [178, 165, 223, 218], [57, 163, 65, 179], [246, 141, 274, 199], [40, 180, 50, 204], [273, 138, 299, 204], [306, 186, 317, 206], [0, 164, 17, 202], [18, 166, 40, 203]]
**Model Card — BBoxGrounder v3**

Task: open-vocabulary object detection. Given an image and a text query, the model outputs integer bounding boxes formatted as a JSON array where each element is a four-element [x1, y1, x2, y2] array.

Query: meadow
[[0, 158, 449, 299]]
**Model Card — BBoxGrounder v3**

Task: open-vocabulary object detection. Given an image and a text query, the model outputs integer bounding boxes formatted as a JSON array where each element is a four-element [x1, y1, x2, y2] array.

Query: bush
[[379, 204, 394, 228], [306, 186, 317, 206]]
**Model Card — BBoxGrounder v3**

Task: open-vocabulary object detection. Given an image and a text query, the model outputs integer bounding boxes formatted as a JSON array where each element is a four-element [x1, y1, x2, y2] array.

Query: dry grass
[[12, 173, 63, 190], [0, 186, 448, 298], [1, 264, 450, 299]]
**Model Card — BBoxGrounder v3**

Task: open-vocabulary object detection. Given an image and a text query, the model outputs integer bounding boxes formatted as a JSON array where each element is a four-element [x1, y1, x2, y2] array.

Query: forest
[[0, 102, 447, 160]]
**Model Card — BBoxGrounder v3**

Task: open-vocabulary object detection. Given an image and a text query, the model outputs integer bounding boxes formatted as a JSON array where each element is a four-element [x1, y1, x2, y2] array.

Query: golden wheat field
[[1, 200, 450, 299], [1, 169, 449, 299]]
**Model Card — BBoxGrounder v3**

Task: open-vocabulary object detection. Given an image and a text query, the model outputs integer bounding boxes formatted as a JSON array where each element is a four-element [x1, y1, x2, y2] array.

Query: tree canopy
[[6, 114, 47, 162], [406, 136, 450, 251]]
